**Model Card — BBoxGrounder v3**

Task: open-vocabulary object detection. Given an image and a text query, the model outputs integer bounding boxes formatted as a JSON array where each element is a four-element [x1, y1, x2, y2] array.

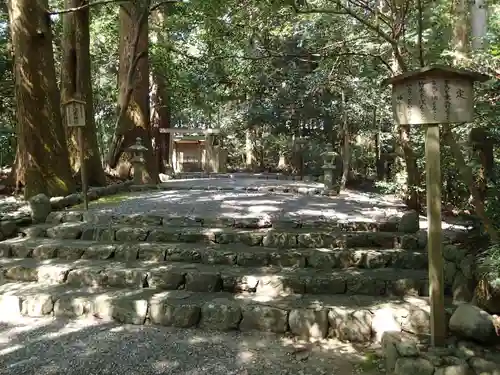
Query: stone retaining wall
[[0, 181, 134, 242], [0, 290, 451, 343], [382, 331, 500, 375]]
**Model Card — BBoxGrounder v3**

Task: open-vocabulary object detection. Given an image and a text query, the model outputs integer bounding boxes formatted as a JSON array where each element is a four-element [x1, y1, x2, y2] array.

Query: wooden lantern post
[[382, 65, 489, 347], [63, 98, 89, 210]]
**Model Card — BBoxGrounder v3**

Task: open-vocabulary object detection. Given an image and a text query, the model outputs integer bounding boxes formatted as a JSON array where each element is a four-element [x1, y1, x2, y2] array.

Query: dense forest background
[[0, 0, 499, 224]]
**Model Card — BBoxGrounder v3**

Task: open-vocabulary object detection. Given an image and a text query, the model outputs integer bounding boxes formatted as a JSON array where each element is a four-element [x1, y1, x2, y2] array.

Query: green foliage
[[0, 0, 499, 217], [479, 243, 500, 280]]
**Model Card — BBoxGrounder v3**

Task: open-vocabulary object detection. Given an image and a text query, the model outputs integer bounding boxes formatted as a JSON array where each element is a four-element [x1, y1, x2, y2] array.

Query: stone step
[[0, 281, 446, 342], [45, 211, 406, 232], [0, 238, 428, 270], [22, 222, 424, 250], [0, 257, 429, 297]]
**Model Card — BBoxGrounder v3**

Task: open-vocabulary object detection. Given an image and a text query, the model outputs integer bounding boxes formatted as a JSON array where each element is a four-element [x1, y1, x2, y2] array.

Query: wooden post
[[425, 124, 445, 346], [382, 65, 489, 348], [78, 127, 89, 210]]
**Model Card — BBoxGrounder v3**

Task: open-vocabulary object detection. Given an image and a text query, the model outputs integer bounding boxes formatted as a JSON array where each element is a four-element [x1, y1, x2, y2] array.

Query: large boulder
[[449, 304, 499, 345], [398, 210, 420, 233], [28, 193, 51, 224]]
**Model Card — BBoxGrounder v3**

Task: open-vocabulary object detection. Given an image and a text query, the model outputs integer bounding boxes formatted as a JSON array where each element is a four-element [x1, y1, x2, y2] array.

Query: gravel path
[[0, 316, 382, 375], [89, 180, 406, 222]]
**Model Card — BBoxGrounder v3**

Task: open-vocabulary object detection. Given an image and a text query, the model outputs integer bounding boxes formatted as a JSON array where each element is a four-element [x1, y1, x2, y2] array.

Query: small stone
[[328, 308, 372, 342], [4, 265, 38, 282], [443, 245, 467, 263], [405, 305, 430, 335], [21, 294, 54, 317], [236, 251, 269, 267], [54, 296, 93, 318], [199, 298, 242, 331], [434, 365, 473, 375], [468, 357, 500, 375], [185, 271, 222, 292], [378, 215, 400, 232], [394, 357, 434, 375], [104, 268, 147, 288], [115, 227, 149, 242], [449, 304, 498, 344], [444, 261, 457, 286], [455, 340, 484, 359], [66, 267, 105, 287], [81, 244, 116, 260], [32, 244, 57, 259], [459, 255, 475, 280], [240, 304, 288, 333], [147, 266, 185, 290], [0, 220, 17, 237], [150, 298, 201, 328], [396, 341, 419, 357], [94, 296, 148, 325], [382, 331, 402, 374], [398, 211, 419, 233], [29, 194, 51, 224], [62, 211, 83, 223], [289, 308, 328, 339], [307, 249, 338, 269], [452, 271, 474, 304], [46, 222, 83, 240], [20, 225, 47, 238]]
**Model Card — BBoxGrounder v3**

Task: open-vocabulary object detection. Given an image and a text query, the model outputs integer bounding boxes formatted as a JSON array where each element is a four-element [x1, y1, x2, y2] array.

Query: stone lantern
[[321, 144, 339, 194], [382, 65, 489, 347], [127, 137, 148, 185]]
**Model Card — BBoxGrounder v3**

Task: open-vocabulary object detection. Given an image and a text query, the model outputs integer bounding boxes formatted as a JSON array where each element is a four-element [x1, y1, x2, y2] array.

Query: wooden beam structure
[[159, 128, 220, 135]]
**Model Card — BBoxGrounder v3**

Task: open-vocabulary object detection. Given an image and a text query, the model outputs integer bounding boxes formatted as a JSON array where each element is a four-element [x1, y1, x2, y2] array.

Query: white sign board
[[392, 78, 474, 125], [64, 101, 86, 127]]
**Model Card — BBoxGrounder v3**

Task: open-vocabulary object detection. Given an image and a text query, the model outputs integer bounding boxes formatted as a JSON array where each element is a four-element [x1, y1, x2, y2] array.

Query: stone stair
[[0, 210, 447, 342]]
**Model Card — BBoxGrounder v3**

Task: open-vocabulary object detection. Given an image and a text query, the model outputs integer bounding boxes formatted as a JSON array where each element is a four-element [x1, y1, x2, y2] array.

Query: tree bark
[[340, 88, 349, 190], [150, 9, 171, 173], [471, 0, 488, 50], [245, 128, 256, 170], [108, 2, 158, 183], [442, 125, 499, 243], [61, 0, 106, 186], [8, 0, 75, 198], [391, 54, 421, 211], [453, 0, 469, 63]]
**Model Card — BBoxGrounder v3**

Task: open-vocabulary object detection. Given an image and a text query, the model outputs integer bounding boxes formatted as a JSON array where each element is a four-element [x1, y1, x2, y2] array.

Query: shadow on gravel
[[82, 188, 406, 222], [0, 317, 382, 375]]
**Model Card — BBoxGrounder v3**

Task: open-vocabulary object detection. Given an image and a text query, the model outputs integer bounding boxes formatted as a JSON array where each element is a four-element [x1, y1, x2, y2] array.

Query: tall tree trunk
[[150, 9, 171, 173], [107, 2, 158, 183], [340, 88, 349, 190], [61, 0, 106, 186], [453, 0, 469, 63], [391, 53, 420, 211], [8, 0, 75, 199], [471, 0, 488, 50], [374, 107, 384, 180], [150, 71, 171, 173], [245, 128, 256, 170]]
